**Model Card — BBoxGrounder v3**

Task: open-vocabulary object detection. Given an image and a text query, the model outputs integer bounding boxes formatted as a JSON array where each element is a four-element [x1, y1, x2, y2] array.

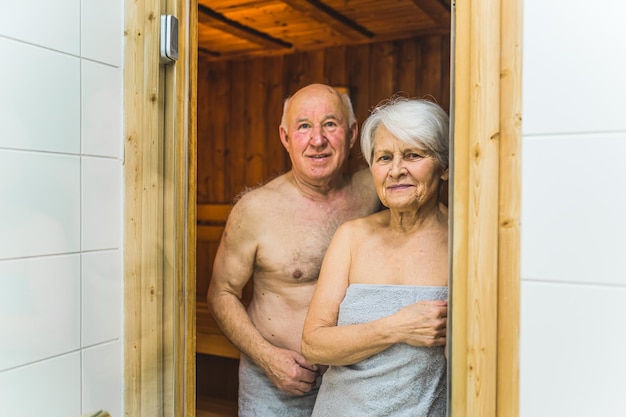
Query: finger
[[294, 357, 319, 372], [292, 380, 315, 395], [298, 369, 319, 384]]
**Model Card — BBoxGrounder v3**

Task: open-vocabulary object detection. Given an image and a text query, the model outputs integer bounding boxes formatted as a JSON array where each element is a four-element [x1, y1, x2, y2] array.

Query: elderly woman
[[301, 97, 450, 416]]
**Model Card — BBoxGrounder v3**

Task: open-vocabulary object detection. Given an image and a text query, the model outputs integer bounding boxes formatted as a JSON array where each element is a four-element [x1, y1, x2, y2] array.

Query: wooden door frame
[[449, 0, 522, 416], [123, 0, 197, 416], [122, 0, 521, 416]]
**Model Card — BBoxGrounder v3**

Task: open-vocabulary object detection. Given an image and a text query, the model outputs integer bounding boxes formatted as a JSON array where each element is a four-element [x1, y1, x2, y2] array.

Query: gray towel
[[238, 353, 320, 417], [311, 284, 448, 417]]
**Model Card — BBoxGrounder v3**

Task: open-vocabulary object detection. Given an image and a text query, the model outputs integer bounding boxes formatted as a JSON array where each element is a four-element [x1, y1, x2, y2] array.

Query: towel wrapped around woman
[[302, 97, 451, 417]]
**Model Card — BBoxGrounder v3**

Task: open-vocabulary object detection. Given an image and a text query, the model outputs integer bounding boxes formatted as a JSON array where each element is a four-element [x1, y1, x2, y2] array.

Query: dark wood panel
[[227, 60, 247, 200], [195, 35, 450, 409], [197, 34, 450, 204]]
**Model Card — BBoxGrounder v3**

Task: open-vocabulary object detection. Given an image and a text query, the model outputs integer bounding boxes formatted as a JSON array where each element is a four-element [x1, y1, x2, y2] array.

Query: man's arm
[[207, 195, 319, 395], [207, 198, 266, 357]]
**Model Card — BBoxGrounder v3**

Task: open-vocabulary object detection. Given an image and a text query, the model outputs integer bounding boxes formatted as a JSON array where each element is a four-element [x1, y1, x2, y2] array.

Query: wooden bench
[[196, 204, 243, 416], [196, 298, 240, 359], [196, 203, 242, 359]]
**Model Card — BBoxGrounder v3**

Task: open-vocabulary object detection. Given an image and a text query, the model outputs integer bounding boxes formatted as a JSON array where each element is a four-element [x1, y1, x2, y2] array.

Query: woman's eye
[[405, 152, 423, 160], [377, 154, 392, 162]]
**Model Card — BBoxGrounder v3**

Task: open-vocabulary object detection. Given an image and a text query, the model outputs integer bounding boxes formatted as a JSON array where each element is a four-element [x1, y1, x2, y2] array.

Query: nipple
[[292, 269, 303, 279]]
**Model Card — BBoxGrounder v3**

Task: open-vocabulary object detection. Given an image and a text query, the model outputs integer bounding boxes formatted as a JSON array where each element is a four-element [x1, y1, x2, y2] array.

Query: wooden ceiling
[[198, 0, 451, 61]]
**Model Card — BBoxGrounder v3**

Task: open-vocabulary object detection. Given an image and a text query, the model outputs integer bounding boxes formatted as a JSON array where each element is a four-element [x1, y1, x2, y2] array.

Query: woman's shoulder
[[337, 209, 388, 236]]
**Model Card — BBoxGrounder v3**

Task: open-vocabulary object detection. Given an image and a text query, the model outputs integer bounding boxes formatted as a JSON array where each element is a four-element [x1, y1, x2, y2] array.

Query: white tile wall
[[520, 281, 626, 417], [0, 0, 80, 54], [81, 0, 123, 66], [521, 133, 626, 286], [522, 0, 626, 136], [0, 353, 81, 417], [82, 61, 123, 158], [0, 150, 81, 259], [521, 0, 626, 416], [82, 156, 122, 251], [0, 37, 80, 154], [82, 250, 122, 347], [82, 341, 122, 416], [0, 0, 124, 415], [0, 255, 80, 371]]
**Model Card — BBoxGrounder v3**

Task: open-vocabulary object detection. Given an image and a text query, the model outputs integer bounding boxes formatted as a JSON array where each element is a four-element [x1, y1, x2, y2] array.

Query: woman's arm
[[301, 222, 448, 366], [301, 223, 398, 365]]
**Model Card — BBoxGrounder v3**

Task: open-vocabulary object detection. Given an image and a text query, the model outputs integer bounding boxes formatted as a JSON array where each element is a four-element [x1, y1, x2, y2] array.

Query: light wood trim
[[185, 1, 199, 415], [124, 0, 196, 416], [497, 0, 522, 415], [162, 0, 197, 415], [450, 0, 521, 416], [124, 0, 163, 416]]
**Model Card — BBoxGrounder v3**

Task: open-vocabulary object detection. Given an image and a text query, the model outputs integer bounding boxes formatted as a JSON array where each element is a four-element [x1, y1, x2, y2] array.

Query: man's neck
[[288, 171, 349, 202]]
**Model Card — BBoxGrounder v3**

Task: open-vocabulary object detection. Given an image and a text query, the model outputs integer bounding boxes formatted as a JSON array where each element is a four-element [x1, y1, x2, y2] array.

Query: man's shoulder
[[231, 173, 290, 211], [350, 167, 374, 188], [350, 167, 381, 211]]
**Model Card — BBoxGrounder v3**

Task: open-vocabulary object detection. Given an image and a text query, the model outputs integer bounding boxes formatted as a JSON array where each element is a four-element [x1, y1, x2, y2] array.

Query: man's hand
[[262, 347, 320, 396]]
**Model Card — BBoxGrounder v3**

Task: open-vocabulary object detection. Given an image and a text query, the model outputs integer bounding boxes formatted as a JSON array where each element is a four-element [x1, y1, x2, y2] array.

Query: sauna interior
[[195, 1, 452, 415]]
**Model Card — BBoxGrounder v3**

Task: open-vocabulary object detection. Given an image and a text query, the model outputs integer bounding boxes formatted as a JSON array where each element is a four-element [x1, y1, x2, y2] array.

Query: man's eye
[[297, 123, 312, 131], [323, 121, 338, 131]]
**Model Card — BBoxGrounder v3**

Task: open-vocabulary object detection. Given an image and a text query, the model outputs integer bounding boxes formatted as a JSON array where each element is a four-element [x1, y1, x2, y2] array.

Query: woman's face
[[371, 125, 448, 210]]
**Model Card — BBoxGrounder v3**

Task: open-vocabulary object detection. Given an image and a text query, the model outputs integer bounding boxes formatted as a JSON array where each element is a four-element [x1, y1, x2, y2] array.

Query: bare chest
[[254, 198, 368, 283]]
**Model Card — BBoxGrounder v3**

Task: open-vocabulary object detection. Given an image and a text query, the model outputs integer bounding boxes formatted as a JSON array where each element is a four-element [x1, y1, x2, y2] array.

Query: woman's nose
[[389, 158, 407, 176]]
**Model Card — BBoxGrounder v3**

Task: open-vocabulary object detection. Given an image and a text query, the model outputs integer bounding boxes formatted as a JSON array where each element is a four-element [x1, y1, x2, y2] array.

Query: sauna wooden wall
[[196, 34, 450, 300], [197, 34, 451, 205], [195, 34, 451, 411]]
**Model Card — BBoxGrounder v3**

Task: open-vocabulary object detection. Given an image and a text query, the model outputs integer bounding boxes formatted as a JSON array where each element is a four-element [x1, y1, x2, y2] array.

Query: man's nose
[[309, 125, 327, 146]]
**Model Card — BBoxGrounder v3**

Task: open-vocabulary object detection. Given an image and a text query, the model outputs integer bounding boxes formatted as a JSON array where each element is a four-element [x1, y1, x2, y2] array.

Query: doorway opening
[[193, 2, 452, 415]]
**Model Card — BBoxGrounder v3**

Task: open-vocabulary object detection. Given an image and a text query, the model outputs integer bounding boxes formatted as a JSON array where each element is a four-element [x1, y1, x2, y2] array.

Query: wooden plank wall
[[196, 34, 451, 206], [194, 34, 451, 413]]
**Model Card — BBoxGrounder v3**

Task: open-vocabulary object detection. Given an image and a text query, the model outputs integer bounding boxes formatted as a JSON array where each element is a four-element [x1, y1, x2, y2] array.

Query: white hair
[[360, 97, 449, 168]]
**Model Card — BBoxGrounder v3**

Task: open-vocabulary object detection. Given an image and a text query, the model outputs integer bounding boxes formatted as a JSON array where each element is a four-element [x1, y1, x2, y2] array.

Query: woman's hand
[[393, 300, 448, 347]]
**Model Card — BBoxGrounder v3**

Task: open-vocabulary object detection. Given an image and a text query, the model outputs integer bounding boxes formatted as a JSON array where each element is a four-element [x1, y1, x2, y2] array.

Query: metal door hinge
[[160, 15, 179, 64]]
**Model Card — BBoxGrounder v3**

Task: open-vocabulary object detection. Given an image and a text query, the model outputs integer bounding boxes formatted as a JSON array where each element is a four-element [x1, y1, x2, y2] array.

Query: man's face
[[280, 87, 356, 185]]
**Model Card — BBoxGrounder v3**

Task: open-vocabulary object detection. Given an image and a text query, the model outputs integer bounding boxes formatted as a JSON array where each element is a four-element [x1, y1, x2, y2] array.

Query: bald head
[[280, 84, 356, 129]]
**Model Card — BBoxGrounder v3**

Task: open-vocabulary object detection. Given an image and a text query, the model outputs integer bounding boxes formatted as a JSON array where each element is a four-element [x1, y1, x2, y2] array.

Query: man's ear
[[279, 125, 290, 150], [348, 123, 358, 149]]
